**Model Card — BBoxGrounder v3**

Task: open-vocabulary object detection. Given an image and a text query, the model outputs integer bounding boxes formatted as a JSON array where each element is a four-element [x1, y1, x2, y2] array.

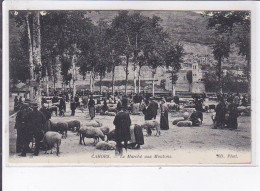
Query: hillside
[[85, 10, 214, 45]]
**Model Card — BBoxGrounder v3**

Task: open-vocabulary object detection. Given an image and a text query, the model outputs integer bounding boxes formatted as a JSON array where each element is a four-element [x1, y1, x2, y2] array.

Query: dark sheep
[[67, 120, 81, 132], [50, 121, 68, 138]]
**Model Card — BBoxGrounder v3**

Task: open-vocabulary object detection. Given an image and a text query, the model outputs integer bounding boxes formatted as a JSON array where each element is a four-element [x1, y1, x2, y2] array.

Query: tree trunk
[[72, 55, 76, 97], [125, 55, 129, 94], [90, 72, 93, 93], [172, 73, 176, 96], [134, 63, 137, 94], [218, 58, 222, 94], [99, 75, 102, 94], [138, 66, 142, 94], [247, 59, 250, 94], [152, 70, 155, 97], [25, 13, 34, 100], [32, 11, 42, 105], [46, 75, 49, 96], [111, 64, 115, 96]]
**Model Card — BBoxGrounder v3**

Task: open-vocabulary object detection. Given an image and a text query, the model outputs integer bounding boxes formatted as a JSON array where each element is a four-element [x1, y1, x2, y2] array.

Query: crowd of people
[[13, 90, 250, 157]]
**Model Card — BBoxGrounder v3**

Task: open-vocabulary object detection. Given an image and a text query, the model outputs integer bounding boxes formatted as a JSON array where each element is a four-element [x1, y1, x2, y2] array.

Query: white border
[[2, 1, 258, 167]]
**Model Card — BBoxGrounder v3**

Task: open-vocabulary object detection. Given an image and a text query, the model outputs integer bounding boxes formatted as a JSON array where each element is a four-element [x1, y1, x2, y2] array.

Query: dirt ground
[[8, 103, 251, 164]]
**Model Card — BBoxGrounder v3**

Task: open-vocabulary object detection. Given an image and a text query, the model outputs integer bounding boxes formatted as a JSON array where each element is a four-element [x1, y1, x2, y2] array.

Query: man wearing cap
[[28, 102, 47, 156]]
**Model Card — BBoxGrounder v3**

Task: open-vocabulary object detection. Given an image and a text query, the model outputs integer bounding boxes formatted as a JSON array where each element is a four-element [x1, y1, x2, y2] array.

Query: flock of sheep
[[43, 119, 160, 156]]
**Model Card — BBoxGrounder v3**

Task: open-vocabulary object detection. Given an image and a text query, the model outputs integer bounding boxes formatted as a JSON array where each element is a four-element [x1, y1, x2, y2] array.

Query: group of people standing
[[15, 102, 48, 157], [214, 93, 247, 130]]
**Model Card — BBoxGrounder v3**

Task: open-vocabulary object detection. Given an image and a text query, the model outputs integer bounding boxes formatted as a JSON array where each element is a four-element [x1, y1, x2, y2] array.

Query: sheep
[[50, 121, 68, 138], [67, 120, 81, 132], [140, 120, 160, 136], [78, 127, 106, 145], [42, 131, 62, 156], [172, 117, 185, 125], [96, 141, 116, 150], [176, 120, 192, 127], [100, 126, 110, 135], [85, 120, 102, 127]]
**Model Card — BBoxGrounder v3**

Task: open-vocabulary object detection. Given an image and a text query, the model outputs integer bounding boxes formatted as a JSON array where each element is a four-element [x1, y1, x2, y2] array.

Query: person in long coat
[[160, 99, 169, 130], [113, 107, 131, 155], [142, 100, 154, 121], [28, 103, 46, 156], [88, 96, 95, 119], [122, 95, 128, 111], [14, 104, 31, 155], [214, 98, 226, 129], [150, 100, 159, 119], [40, 105, 52, 132], [228, 101, 238, 130]]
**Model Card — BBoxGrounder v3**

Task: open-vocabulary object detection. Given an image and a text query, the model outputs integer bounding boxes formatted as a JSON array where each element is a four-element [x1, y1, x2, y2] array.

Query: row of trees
[[205, 11, 250, 93], [10, 10, 185, 99]]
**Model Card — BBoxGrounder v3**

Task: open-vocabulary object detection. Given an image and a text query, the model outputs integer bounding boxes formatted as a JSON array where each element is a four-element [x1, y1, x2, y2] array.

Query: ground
[[8, 103, 251, 164]]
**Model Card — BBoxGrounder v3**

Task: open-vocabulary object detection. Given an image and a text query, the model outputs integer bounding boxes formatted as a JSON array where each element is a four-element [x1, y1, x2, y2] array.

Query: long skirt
[[228, 115, 238, 129], [160, 111, 169, 130], [134, 125, 144, 145], [89, 107, 95, 119]]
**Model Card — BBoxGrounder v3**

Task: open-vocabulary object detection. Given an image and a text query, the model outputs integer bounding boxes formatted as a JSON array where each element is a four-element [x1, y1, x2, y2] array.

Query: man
[[121, 95, 128, 111], [70, 99, 77, 116], [59, 97, 66, 116], [214, 98, 226, 129], [142, 99, 154, 136], [150, 99, 158, 120], [40, 104, 52, 132], [28, 102, 47, 156], [14, 103, 31, 155], [113, 106, 131, 156]]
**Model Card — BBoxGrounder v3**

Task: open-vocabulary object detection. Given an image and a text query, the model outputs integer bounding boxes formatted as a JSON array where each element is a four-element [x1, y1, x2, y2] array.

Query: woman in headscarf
[[160, 98, 169, 130], [88, 95, 95, 119]]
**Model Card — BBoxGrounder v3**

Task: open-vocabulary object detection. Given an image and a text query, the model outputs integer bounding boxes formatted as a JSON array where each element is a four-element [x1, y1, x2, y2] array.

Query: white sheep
[[42, 131, 62, 156], [172, 117, 185, 125], [96, 141, 116, 150], [79, 127, 106, 145], [85, 120, 102, 127]]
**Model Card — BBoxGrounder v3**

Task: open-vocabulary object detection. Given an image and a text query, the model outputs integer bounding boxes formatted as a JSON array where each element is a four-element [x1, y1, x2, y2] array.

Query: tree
[[212, 34, 230, 93], [165, 43, 184, 96], [186, 70, 193, 92]]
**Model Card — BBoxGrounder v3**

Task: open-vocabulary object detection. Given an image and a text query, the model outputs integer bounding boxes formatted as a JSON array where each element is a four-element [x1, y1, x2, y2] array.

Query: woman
[[128, 124, 144, 149], [88, 96, 95, 119], [160, 98, 169, 130]]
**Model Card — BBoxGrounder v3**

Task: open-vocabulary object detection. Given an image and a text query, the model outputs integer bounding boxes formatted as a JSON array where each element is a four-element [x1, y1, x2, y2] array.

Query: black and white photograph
[[4, 6, 253, 164]]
